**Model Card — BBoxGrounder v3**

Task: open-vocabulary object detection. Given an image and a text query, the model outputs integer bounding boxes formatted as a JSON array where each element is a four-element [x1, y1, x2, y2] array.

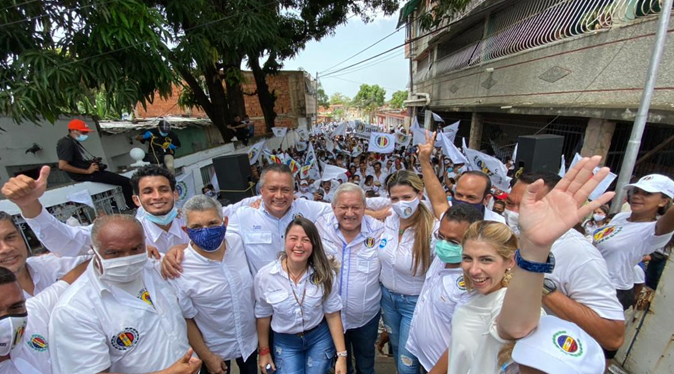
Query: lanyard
[[285, 259, 307, 330]]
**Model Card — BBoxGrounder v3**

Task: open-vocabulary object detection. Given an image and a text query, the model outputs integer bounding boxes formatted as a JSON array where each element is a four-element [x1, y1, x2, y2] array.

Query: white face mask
[[593, 214, 606, 222], [0, 314, 27, 356], [94, 248, 147, 283], [392, 198, 420, 219], [504, 209, 520, 236]]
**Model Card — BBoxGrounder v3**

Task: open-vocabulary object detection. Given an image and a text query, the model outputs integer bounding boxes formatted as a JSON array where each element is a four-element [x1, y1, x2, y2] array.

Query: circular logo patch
[[553, 331, 583, 357], [456, 275, 466, 291], [27, 334, 48, 352], [175, 181, 188, 200], [111, 328, 140, 351], [138, 289, 154, 307], [365, 237, 375, 248], [374, 135, 390, 149], [378, 238, 388, 249]]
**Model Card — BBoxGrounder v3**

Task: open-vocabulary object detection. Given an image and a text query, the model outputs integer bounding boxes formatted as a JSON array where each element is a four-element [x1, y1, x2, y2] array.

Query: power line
[[0, 0, 43, 13], [321, 75, 403, 93], [326, 51, 404, 78]]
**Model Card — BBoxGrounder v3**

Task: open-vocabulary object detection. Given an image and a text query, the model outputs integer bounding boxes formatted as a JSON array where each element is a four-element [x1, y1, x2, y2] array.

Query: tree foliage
[[352, 83, 385, 122], [417, 0, 473, 31], [317, 85, 330, 110], [330, 92, 351, 106], [389, 90, 407, 109]]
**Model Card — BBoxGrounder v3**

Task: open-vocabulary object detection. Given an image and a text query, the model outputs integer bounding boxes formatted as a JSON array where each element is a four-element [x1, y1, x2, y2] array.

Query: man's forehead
[[457, 174, 488, 190], [0, 220, 19, 236], [0, 283, 24, 312], [139, 175, 171, 189]]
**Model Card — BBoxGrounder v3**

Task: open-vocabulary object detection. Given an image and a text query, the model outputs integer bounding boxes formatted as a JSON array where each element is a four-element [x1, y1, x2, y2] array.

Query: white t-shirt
[[633, 265, 646, 285], [593, 213, 673, 290]]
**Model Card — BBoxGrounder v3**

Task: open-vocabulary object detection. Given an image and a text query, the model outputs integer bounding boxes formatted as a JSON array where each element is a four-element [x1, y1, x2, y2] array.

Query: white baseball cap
[[623, 174, 674, 199], [511, 315, 605, 374]]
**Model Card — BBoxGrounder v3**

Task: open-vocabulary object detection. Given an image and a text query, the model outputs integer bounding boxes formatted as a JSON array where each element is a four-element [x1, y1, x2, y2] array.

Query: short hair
[[91, 215, 145, 250], [259, 164, 293, 189], [130, 165, 177, 194], [460, 171, 492, 198], [493, 200, 506, 208], [442, 204, 483, 225], [0, 266, 17, 286], [516, 171, 561, 191], [182, 195, 223, 223], [0, 212, 18, 231], [332, 183, 366, 206]]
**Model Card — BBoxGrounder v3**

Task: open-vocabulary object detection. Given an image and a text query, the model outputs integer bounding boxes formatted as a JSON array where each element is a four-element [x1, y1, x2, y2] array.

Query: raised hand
[[164, 348, 202, 374], [1, 165, 50, 217], [416, 130, 436, 164]]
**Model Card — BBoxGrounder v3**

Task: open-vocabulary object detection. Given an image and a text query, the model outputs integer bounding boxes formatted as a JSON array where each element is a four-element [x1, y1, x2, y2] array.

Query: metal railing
[[433, 0, 665, 77]]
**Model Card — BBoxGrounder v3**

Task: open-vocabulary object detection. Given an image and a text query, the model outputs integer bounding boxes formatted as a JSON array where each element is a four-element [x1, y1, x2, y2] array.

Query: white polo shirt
[[0, 281, 68, 374], [406, 258, 471, 371], [593, 213, 674, 290], [228, 199, 333, 275], [483, 208, 506, 224], [167, 234, 257, 361], [378, 211, 439, 295], [49, 262, 189, 374], [24, 254, 90, 299], [546, 230, 624, 321], [315, 213, 384, 330], [254, 259, 342, 335]]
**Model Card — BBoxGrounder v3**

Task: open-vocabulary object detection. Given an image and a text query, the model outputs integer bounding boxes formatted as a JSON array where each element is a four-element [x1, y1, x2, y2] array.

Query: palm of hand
[[518, 189, 581, 247]]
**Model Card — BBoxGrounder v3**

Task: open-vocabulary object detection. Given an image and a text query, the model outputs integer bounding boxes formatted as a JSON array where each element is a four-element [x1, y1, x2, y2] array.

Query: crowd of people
[[0, 122, 673, 374]]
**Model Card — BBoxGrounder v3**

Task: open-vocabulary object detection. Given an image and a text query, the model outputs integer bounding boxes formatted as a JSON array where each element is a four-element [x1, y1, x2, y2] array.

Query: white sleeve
[[23, 207, 93, 257], [645, 229, 674, 256], [366, 197, 390, 210], [561, 259, 625, 321], [323, 276, 343, 315], [254, 274, 274, 318], [26, 281, 69, 324], [222, 196, 261, 218], [50, 306, 110, 374], [171, 281, 198, 319]]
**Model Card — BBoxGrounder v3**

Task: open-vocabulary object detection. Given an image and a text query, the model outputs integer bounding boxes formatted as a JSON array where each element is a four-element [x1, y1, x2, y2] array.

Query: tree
[[352, 84, 386, 122], [330, 92, 351, 105], [317, 85, 330, 110], [389, 90, 407, 110], [417, 0, 473, 31]]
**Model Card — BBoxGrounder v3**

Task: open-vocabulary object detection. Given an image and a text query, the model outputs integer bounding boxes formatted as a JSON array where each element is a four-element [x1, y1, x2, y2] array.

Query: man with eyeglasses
[[405, 204, 482, 373]]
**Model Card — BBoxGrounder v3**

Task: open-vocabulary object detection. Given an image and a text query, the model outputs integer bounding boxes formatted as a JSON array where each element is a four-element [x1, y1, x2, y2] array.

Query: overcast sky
[[282, 13, 408, 100]]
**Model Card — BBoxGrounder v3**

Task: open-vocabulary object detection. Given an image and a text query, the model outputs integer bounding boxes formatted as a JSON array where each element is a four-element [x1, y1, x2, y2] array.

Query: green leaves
[[389, 90, 407, 109]]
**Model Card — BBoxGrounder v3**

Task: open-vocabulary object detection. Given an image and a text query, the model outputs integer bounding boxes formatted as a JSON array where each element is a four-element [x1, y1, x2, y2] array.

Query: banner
[[272, 127, 288, 138], [247, 140, 266, 165], [67, 190, 95, 209], [395, 132, 412, 148], [175, 171, 196, 209], [439, 132, 469, 165], [355, 122, 380, 139], [463, 147, 511, 191], [367, 132, 395, 154]]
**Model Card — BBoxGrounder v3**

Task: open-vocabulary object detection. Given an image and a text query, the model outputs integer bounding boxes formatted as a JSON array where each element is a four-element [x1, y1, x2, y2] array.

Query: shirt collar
[[269, 258, 316, 278], [142, 214, 185, 243]]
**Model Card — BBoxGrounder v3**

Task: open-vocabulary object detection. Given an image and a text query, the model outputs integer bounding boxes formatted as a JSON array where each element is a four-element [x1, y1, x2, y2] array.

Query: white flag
[[326, 139, 335, 152], [511, 143, 518, 162], [67, 190, 95, 209], [331, 122, 347, 137], [463, 146, 511, 191], [297, 128, 310, 142], [431, 112, 445, 123], [296, 142, 307, 152], [569, 153, 583, 170], [304, 143, 317, 167], [439, 132, 469, 165], [589, 167, 617, 201], [442, 121, 459, 143], [351, 144, 364, 157], [209, 171, 220, 195], [411, 116, 420, 130], [412, 127, 427, 146], [321, 164, 348, 182], [395, 132, 412, 147], [175, 171, 196, 209], [272, 127, 288, 138], [558, 154, 566, 177], [367, 132, 395, 153], [247, 140, 266, 165]]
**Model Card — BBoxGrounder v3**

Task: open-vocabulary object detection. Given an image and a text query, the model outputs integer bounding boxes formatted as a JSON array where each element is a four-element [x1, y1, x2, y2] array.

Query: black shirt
[[56, 135, 92, 179], [139, 129, 181, 164]]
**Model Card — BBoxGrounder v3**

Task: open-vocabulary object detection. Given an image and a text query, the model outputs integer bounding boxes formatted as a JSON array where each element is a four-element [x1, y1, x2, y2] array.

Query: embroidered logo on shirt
[[111, 328, 140, 351], [592, 225, 622, 245], [253, 225, 262, 230], [553, 331, 583, 357], [456, 275, 466, 291], [378, 238, 388, 249], [138, 288, 154, 307], [27, 334, 48, 352], [365, 237, 376, 248]]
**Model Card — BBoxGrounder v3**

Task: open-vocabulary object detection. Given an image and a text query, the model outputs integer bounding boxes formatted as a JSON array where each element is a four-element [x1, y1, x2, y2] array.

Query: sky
[[282, 13, 409, 101]]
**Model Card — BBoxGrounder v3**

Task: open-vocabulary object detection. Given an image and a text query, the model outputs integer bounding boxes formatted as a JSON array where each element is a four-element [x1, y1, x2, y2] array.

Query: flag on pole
[[589, 168, 617, 201], [321, 164, 348, 182], [441, 121, 459, 143], [367, 132, 396, 154], [67, 190, 96, 209], [272, 127, 288, 138], [569, 153, 583, 170], [463, 146, 511, 191], [269, 154, 284, 164], [351, 144, 364, 157], [295, 142, 307, 152], [304, 143, 316, 166], [175, 171, 196, 209], [297, 128, 310, 141], [395, 132, 412, 148], [439, 132, 469, 165], [286, 157, 301, 176], [511, 143, 518, 162], [431, 112, 445, 123], [331, 122, 347, 137], [247, 140, 266, 165]]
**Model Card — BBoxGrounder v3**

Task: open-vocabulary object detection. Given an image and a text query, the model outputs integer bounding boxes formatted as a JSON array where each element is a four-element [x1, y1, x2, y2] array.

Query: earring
[[503, 267, 514, 286]]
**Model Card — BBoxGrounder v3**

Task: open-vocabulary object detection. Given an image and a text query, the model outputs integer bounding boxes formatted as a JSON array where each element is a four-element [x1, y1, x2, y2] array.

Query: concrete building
[[403, 0, 674, 177], [375, 109, 406, 130]]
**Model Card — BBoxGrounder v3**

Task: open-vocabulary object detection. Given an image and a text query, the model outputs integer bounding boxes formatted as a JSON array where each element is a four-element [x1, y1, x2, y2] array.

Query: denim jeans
[[344, 312, 380, 374], [200, 353, 258, 374], [273, 320, 336, 374], [381, 286, 421, 374]]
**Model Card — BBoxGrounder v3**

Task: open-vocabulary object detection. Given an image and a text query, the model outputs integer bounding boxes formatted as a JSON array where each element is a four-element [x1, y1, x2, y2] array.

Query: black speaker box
[[212, 154, 254, 204], [516, 135, 564, 174]]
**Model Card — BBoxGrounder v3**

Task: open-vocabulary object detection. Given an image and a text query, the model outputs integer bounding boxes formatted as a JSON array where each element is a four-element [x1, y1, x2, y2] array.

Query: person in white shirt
[[0, 211, 89, 299], [165, 195, 257, 374], [582, 205, 609, 237], [594, 174, 674, 311], [49, 215, 201, 374], [0, 262, 88, 374], [405, 204, 481, 373], [296, 180, 314, 200], [315, 183, 384, 374], [378, 170, 438, 374], [254, 217, 347, 374], [320, 180, 335, 203], [372, 162, 388, 187]]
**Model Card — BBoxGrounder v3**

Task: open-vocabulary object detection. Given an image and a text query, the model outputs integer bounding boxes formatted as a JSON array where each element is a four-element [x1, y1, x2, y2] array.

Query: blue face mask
[[452, 198, 485, 214], [187, 224, 226, 252], [159, 131, 169, 137], [145, 207, 178, 226], [448, 167, 454, 173], [435, 240, 463, 264], [76, 134, 88, 142]]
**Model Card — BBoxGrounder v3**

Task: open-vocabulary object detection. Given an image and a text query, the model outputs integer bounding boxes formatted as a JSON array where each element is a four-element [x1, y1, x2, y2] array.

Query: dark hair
[[461, 171, 492, 199], [493, 200, 506, 208], [442, 204, 483, 225], [130, 165, 176, 195], [0, 212, 18, 231], [283, 218, 334, 302], [259, 164, 293, 189], [0, 266, 17, 285], [516, 171, 561, 191]]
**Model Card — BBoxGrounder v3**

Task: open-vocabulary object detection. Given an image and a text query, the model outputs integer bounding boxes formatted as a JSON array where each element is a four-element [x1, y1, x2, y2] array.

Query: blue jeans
[[381, 286, 421, 374], [344, 312, 380, 374], [273, 320, 336, 374]]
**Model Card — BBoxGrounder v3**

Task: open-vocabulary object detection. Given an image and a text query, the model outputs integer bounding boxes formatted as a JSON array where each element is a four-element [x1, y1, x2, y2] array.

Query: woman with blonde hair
[[378, 170, 438, 374]]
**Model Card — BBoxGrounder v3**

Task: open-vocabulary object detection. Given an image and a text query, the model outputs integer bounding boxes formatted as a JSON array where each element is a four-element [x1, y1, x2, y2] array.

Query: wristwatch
[[542, 278, 557, 296], [336, 351, 348, 358], [516, 249, 555, 274]]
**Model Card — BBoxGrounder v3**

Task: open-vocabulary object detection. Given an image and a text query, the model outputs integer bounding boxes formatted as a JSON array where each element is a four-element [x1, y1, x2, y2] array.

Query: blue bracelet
[[515, 249, 555, 273]]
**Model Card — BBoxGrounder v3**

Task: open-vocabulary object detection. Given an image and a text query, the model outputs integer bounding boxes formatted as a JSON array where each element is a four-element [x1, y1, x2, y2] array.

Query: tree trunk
[[249, 55, 277, 133]]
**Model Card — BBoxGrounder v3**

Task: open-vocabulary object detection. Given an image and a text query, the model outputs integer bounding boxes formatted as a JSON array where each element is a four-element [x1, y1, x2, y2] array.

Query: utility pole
[[611, 0, 673, 213], [314, 71, 319, 127]]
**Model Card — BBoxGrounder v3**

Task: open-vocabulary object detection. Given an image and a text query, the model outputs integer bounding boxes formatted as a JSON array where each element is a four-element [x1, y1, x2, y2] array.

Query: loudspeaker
[[212, 154, 254, 204], [516, 135, 564, 174]]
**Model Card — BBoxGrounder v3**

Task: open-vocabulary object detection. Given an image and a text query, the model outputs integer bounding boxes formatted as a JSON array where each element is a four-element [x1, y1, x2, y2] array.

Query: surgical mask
[[504, 209, 520, 236], [76, 134, 88, 142], [145, 207, 178, 226], [593, 214, 606, 222], [93, 249, 147, 283], [435, 240, 463, 264], [159, 131, 169, 137], [392, 198, 420, 219], [187, 224, 226, 252], [300, 186, 309, 192], [447, 196, 452, 202], [452, 198, 485, 214], [448, 167, 454, 173], [0, 313, 27, 356]]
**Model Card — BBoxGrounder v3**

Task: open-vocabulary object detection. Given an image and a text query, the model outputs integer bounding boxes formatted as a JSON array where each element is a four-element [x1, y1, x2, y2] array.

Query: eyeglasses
[[432, 230, 460, 245]]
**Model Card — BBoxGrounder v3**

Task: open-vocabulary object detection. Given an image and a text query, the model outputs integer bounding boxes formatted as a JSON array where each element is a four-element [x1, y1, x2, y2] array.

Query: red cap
[[67, 119, 94, 132]]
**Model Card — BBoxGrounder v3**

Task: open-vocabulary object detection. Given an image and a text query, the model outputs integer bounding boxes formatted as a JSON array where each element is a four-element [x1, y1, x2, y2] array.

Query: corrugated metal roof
[[99, 116, 213, 134]]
